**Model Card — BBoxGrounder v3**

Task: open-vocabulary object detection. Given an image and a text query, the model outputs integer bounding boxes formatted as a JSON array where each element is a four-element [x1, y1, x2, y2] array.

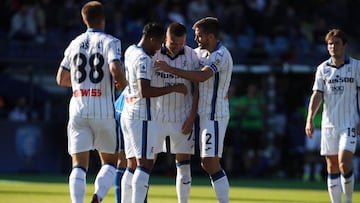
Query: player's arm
[[155, 60, 213, 82], [182, 81, 199, 134], [138, 79, 188, 98], [305, 90, 323, 137], [110, 60, 127, 89], [56, 67, 71, 87]]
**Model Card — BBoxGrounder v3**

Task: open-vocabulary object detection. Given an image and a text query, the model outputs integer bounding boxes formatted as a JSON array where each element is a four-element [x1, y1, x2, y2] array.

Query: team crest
[[183, 60, 187, 68], [140, 65, 147, 73], [215, 58, 221, 66]]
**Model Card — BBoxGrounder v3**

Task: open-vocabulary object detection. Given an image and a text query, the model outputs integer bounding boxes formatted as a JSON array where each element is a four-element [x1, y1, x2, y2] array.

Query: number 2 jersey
[[313, 57, 360, 128], [60, 29, 121, 119], [196, 43, 233, 121]]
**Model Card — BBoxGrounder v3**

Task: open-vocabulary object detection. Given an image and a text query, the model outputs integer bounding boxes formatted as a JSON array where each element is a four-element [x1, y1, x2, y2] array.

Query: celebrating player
[[120, 22, 188, 203], [153, 22, 199, 203], [305, 29, 360, 203], [55, 1, 126, 203], [155, 17, 233, 203]]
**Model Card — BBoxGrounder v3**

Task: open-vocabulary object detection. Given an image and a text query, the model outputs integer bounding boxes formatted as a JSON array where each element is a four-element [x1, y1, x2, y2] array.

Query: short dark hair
[[325, 29, 348, 45], [142, 23, 165, 39], [168, 22, 187, 37], [192, 17, 220, 38], [81, 1, 104, 26]]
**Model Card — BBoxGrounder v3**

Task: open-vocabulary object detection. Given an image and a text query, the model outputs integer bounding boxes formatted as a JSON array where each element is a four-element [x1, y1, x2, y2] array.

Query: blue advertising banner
[[0, 121, 68, 173]]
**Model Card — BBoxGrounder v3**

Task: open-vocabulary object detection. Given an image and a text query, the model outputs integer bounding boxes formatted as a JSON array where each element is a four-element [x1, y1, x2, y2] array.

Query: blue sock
[[114, 167, 125, 203]]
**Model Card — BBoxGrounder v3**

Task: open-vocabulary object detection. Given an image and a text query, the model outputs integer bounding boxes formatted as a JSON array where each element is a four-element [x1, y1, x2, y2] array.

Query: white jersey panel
[[152, 45, 200, 122], [313, 57, 360, 128], [60, 30, 121, 119], [195, 43, 233, 120], [122, 44, 154, 120]]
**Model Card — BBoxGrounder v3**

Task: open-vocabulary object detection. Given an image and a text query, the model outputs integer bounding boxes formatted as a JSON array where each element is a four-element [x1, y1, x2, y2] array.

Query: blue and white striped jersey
[[152, 45, 199, 122], [121, 44, 154, 120], [60, 29, 121, 119], [313, 57, 360, 128], [196, 43, 233, 120]]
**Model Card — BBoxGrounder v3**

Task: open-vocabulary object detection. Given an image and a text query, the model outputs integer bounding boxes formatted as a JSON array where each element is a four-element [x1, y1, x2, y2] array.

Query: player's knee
[[339, 161, 352, 175]]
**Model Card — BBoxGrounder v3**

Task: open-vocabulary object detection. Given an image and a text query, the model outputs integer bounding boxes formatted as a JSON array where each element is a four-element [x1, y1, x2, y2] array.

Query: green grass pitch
[[0, 173, 359, 203]]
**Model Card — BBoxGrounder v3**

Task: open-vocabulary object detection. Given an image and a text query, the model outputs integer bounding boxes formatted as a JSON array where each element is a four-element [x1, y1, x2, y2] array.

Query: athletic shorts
[[67, 116, 118, 155], [321, 127, 358, 156], [156, 121, 195, 154], [199, 118, 229, 158], [306, 128, 321, 151], [121, 116, 159, 159]]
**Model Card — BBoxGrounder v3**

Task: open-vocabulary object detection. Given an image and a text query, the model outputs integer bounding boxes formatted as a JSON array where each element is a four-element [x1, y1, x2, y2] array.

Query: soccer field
[[0, 173, 359, 203]]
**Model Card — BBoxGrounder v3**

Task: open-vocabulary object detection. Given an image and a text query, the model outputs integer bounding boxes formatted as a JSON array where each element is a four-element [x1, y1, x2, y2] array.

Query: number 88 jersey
[[60, 29, 122, 119]]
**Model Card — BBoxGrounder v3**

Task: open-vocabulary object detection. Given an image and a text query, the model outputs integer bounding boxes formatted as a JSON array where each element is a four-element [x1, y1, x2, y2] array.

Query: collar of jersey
[[87, 28, 104, 33], [135, 44, 152, 56], [160, 44, 184, 59], [326, 56, 350, 68]]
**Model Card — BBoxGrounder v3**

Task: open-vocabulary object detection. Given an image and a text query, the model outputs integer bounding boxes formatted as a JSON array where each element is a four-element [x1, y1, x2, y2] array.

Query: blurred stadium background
[[1, 0, 360, 180]]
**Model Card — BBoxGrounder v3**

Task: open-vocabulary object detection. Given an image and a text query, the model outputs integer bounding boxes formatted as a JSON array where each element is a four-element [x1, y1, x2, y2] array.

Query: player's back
[[196, 43, 233, 120], [61, 30, 121, 119], [122, 44, 153, 120]]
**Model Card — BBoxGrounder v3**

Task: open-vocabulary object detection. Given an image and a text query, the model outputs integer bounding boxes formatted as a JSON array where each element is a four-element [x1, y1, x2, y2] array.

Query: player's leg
[[321, 127, 342, 203], [199, 119, 229, 203], [325, 155, 341, 203], [67, 117, 92, 203], [121, 157, 137, 203], [132, 159, 153, 203], [339, 150, 354, 203], [69, 152, 89, 203], [338, 128, 357, 203], [132, 120, 158, 203], [114, 151, 126, 203], [115, 119, 126, 203], [92, 152, 117, 203], [91, 119, 118, 202], [170, 122, 194, 203], [175, 154, 192, 203]]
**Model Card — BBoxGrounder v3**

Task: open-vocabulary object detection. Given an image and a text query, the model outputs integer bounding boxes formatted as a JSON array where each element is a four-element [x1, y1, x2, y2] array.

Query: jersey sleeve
[[60, 45, 71, 71], [136, 56, 152, 81], [312, 65, 324, 92], [208, 48, 231, 73], [107, 39, 122, 63], [355, 59, 360, 88]]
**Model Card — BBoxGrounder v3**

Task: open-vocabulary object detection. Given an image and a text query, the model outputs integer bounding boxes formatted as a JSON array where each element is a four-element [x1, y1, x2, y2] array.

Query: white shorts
[[67, 117, 118, 155], [199, 118, 229, 158], [156, 122, 195, 154], [321, 127, 358, 156], [306, 128, 321, 151], [121, 116, 159, 159]]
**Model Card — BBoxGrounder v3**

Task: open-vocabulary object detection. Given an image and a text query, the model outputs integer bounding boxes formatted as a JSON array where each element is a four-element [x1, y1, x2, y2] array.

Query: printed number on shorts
[[73, 53, 104, 83], [348, 128, 356, 138], [206, 133, 212, 145]]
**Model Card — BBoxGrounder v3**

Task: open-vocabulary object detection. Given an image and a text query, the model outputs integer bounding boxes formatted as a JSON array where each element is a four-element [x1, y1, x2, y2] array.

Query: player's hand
[[305, 121, 314, 138], [174, 83, 188, 95], [356, 122, 360, 136], [115, 81, 122, 89], [182, 116, 194, 134], [154, 60, 171, 72]]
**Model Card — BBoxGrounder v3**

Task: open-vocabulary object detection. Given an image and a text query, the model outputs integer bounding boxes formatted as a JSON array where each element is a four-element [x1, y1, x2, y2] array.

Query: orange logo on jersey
[[73, 89, 102, 97], [125, 96, 138, 103]]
